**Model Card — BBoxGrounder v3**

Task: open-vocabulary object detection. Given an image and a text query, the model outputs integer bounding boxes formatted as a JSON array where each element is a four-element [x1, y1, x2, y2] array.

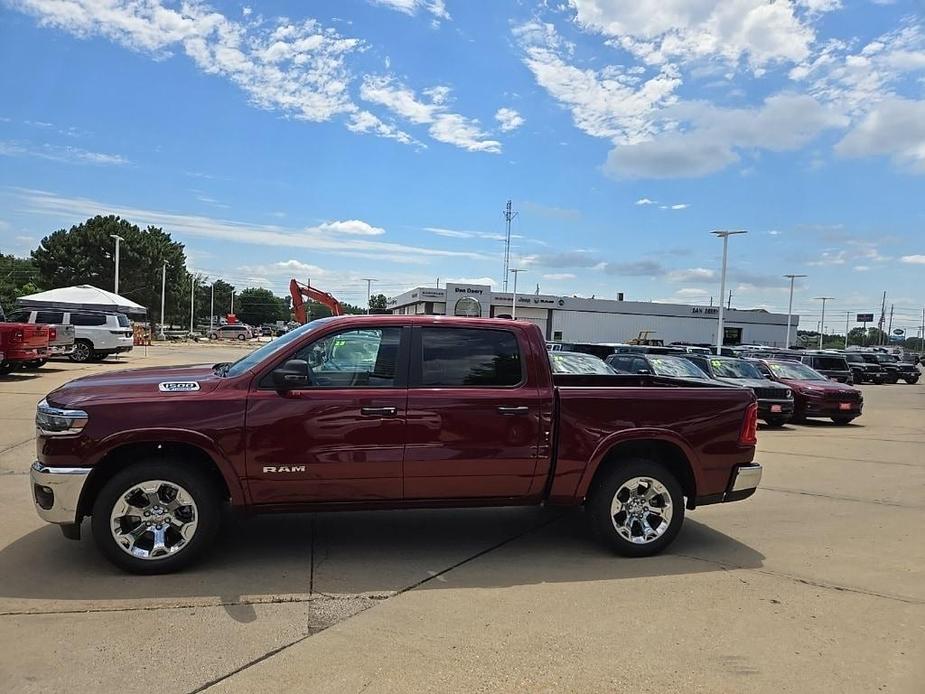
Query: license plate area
[[838, 402, 853, 410], [770, 404, 782, 413]]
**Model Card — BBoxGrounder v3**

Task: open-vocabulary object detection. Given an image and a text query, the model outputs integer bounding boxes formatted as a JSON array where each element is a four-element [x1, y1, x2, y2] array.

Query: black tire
[[0, 361, 13, 375], [872, 376, 883, 385], [236, 333, 246, 341], [68, 339, 93, 363], [763, 416, 789, 427], [587, 458, 685, 558], [831, 416, 855, 425], [21, 359, 47, 369], [90, 352, 109, 362], [903, 376, 919, 384], [90, 460, 223, 574]]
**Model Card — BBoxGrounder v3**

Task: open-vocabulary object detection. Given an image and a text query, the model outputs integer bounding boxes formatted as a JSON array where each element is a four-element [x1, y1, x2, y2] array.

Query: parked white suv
[[62, 311, 134, 362], [209, 324, 253, 341]]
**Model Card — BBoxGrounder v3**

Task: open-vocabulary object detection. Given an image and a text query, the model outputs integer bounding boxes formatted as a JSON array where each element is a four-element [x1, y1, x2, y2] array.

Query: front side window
[[420, 328, 522, 387], [293, 327, 402, 387]]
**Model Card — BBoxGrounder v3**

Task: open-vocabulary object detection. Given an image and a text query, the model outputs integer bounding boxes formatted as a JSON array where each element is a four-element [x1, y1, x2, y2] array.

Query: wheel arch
[[578, 434, 699, 510], [78, 434, 246, 518]]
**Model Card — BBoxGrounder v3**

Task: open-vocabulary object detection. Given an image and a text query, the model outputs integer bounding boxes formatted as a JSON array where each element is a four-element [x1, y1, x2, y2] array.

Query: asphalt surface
[[0, 345, 922, 693]]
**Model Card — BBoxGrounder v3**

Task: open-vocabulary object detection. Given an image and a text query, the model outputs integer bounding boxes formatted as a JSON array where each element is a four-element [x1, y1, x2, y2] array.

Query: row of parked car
[[0, 305, 134, 374], [548, 342, 921, 428]]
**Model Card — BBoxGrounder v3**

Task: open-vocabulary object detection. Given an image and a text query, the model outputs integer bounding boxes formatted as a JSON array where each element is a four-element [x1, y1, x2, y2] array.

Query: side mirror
[[273, 359, 311, 389]]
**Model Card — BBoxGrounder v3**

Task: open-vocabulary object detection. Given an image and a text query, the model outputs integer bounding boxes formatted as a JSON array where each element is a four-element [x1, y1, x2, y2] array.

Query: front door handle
[[361, 406, 398, 417], [497, 406, 530, 416]]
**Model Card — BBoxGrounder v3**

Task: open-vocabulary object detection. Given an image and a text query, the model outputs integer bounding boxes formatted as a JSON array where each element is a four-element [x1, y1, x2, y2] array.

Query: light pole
[[814, 296, 834, 349], [159, 262, 166, 338], [844, 311, 850, 349], [189, 276, 195, 337], [362, 278, 377, 314], [711, 230, 747, 353], [110, 235, 124, 294], [783, 274, 807, 348], [509, 269, 524, 319], [210, 281, 215, 333]]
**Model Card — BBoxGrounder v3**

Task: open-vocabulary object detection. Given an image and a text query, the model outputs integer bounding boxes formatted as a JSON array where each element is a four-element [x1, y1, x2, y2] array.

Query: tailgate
[[21, 324, 49, 347]]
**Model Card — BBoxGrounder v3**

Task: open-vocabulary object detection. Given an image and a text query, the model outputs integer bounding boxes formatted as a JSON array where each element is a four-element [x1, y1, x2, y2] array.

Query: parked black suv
[[798, 353, 853, 384], [680, 354, 794, 426], [859, 353, 919, 384], [842, 352, 886, 384]]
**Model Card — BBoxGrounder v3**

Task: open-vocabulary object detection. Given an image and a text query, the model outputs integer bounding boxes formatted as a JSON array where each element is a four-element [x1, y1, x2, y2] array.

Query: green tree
[[369, 293, 388, 313], [194, 278, 235, 325], [31, 215, 188, 328], [236, 287, 288, 326], [0, 254, 41, 311]]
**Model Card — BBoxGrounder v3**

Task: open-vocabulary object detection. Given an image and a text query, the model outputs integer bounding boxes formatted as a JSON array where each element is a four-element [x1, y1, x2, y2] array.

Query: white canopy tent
[[17, 285, 147, 316]]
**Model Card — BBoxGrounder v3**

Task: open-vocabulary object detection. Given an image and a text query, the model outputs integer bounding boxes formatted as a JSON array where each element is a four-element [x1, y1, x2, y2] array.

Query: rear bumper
[[2, 347, 47, 361], [48, 343, 75, 356], [30, 461, 91, 525], [694, 463, 762, 507]]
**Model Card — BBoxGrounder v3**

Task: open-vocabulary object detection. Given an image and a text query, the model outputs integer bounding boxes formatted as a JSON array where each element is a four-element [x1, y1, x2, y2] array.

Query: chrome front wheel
[[610, 476, 673, 544], [109, 480, 199, 560]]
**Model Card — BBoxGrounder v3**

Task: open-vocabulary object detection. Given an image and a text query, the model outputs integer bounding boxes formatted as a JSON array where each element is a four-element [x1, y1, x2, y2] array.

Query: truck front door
[[403, 326, 544, 499], [245, 325, 409, 504]]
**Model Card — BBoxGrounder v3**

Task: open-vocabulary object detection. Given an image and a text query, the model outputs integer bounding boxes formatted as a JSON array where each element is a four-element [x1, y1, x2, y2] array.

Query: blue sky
[[1, 0, 924, 334]]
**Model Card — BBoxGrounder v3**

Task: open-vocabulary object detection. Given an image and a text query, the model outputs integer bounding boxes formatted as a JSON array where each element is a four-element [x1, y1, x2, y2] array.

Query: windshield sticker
[[158, 381, 201, 393], [711, 359, 723, 369]]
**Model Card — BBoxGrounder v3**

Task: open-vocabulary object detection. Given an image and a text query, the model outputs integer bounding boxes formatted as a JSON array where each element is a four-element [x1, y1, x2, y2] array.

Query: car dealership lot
[[0, 347, 922, 693]]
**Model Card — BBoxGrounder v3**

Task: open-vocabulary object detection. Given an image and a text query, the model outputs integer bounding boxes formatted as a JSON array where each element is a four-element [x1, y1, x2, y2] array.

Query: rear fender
[[575, 428, 701, 500]]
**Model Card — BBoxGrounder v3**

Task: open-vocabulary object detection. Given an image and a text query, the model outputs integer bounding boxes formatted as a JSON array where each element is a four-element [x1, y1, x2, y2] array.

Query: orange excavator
[[289, 279, 344, 324]]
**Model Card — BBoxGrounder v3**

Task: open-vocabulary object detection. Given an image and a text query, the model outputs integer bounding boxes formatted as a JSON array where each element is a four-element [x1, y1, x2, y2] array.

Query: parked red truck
[[0, 303, 50, 375], [31, 315, 762, 573]]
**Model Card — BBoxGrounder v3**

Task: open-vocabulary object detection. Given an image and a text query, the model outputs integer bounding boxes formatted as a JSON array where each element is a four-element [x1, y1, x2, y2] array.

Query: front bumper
[[804, 398, 863, 417], [758, 399, 794, 418], [30, 461, 91, 525]]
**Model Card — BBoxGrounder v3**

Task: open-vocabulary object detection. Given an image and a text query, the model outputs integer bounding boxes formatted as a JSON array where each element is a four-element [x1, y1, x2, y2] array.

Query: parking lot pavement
[[1, 353, 923, 693]]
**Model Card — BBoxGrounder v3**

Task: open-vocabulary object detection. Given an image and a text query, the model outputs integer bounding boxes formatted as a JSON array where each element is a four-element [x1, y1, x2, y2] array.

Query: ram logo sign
[[263, 465, 306, 473]]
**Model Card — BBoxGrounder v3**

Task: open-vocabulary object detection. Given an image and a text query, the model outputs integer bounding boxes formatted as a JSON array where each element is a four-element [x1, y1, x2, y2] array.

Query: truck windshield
[[710, 359, 762, 379], [649, 356, 708, 379], [769, 362, 827, 380], [549, 351, 614, 374], [222, 319, 331, 377]]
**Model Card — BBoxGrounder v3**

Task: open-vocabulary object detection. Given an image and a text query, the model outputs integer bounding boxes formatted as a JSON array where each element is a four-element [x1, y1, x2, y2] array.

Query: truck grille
[[754, 387, 787, 400], [835, 390, 861, 402]]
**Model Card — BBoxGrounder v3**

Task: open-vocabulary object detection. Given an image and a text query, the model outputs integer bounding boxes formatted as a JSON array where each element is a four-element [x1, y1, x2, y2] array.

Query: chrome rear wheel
[[610, 476, 673, 545]]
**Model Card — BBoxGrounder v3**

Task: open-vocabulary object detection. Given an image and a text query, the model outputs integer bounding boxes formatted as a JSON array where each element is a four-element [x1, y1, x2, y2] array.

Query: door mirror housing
[[273, 359, 311, 389]]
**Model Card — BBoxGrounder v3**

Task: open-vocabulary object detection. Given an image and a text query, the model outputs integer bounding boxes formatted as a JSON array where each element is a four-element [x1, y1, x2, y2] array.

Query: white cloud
[[369, 0, 449, 21], [542, 272, 576, 280], [853, 265, 869, 271], [0, 140, 128, 165], [495, 107, 524, 132], [669, 203, 688, 210], [346, 110, 419, 146], [17, 188, 494, 264], [446, 276, 496, 287], [360, 75, 501, 152], [668, 267, 715, 282], [635, 197, 656, 205], [424, 226, 518, 242], [568, 0, 819, 70], [316, 219, 385, 236], [605, 93, 846, 178], [901, 255, 925, 264], [835, 98, 925, 173]]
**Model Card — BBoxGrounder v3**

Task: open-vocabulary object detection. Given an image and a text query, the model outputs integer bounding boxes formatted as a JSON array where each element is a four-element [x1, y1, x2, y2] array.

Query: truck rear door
[[403, 325, 545, 499]]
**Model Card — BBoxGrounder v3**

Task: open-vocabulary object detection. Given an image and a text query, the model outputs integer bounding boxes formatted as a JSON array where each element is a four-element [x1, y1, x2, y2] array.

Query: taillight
[[49, 327, 57, 341], [739, 402, 758, 446]]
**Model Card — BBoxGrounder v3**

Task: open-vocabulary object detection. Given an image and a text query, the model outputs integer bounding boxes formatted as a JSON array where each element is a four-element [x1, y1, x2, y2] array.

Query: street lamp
[[110, 235, 124, 294], [814, 296, 834, 349], [159, 262, 166, 339], [783, 274, 807, 348], [711, 230, 747, 353], [362, 278, 377, 315], [210, 281, 215, 333], [509, 269, 524, 319]]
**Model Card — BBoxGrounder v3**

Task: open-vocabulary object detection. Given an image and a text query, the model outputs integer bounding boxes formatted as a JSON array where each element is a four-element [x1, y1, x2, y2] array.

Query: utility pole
[[110, 234, 124, 294], [814, 297, 834, 349], [784, 274, 807, 348], [727, 290, 732, 310], [887, 304, 894, 341], [362, 278, 377, 314], [160, 262, 166, 338], [210, 282, 215, 333], [844, 311, 849, 349], [921, 307, 925, 353], [230, 291, 234, 315], [189, 276, 195, 337], [878, 291, 887, 344], [711, 230, 747, 353], [509, 269, 523, 319], [502, 200, 517, 292]]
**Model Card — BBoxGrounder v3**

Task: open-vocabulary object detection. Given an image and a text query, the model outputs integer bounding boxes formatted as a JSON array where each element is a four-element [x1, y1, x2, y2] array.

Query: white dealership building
[[388, 282, 797, 347]]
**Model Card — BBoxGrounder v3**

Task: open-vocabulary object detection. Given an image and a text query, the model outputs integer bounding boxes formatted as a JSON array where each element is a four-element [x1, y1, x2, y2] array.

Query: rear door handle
[[361, 406, 398, 417], [497, 406, 530, 416]]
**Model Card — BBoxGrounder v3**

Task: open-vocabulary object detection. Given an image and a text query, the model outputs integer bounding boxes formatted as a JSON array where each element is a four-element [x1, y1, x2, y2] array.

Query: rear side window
[[35, 311, 64, 324], [116, 314, 130, 327], [69, 312, 107, 326], [420, 328, 522, 387], [813, 357, 848, 370], [7, 310, 30, 322]]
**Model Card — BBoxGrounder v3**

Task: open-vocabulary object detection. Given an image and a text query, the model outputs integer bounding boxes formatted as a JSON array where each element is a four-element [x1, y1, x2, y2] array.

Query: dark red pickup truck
[[0, 303, 49, 375], [31, 315, 762, 573]]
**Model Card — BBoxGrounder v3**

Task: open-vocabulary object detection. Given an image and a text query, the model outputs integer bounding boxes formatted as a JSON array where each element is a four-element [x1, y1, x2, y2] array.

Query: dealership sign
[[856, 313, 875, 322]]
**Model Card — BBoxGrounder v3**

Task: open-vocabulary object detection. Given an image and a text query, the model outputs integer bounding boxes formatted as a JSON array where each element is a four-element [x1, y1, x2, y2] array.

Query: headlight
[[36, 398, 88, 436]]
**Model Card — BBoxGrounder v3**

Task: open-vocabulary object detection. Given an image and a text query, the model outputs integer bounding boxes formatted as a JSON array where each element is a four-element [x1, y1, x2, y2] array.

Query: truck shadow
[[0, 507, 764, 617]]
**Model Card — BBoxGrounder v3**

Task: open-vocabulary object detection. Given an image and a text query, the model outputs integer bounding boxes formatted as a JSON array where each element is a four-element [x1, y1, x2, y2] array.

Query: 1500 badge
[[158, 382, 201, 392]]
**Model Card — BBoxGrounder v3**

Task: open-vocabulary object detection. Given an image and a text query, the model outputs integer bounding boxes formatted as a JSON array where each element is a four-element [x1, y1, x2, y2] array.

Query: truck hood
[[716, 377, 787, 391], [47, 363, 223, 408], [777, 378, 858, 397]]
